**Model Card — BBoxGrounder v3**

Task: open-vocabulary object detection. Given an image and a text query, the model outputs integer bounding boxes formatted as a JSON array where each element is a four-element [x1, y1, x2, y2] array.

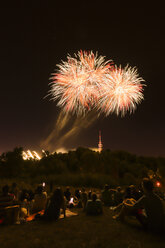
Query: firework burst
[[49, 51, 145, 116], [98, 65, 145, 116], [49, 51, 113, 115]]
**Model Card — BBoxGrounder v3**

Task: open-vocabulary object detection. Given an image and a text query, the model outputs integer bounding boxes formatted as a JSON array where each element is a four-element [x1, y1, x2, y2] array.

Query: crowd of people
[[0, 178, 165, 234], [0, 182, 102, 225]]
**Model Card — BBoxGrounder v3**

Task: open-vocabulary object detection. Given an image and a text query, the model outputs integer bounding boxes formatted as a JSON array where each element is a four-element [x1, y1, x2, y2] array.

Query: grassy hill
[[0, 207, 165, 248]]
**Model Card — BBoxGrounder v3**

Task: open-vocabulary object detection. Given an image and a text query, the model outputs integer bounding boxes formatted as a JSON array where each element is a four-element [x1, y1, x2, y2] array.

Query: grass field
[[0, 207, 165, 248]]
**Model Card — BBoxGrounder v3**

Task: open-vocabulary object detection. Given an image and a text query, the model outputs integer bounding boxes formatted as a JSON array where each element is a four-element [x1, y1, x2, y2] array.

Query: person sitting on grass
[[19, 191, 30, 222], [74, 189, 81, 200], [129, 185, 142, 201], [64, 187, 71, 202], [110, 186, 140, 212], [0, 185, 19, 225], [81, 187, 88, 211], [31, 184, 47, 214], [11, 182, 19, 201], [86, 193, 103, 216], [112, 178, 165, 233], [74, 189, 83, 208], [39, 187, 66, 221], [101, 184, 114, 206], [88, 190, 92, 200], [113, 186, 123, 206], [0, 185, 14, 206], [123, 186, 133, 200]]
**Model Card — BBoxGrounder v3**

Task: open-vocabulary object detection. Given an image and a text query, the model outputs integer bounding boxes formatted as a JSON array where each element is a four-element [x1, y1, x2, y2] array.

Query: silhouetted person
[[64, 187, 71, 202], [74, 189, 81, 200], [101, 184, 113, 206], [42, 188, 66, 221], [81, 188, 88, 211], [113, 178, 165, 233], [86, 193, 103, 215], [20, 189, 29, 202], [0, 185, 15, 205], [129, 185, 141, 201], [0, 185, 19, 225], [27, 189, 34, 202], [113, 186, 123, 206], [11, 183, 19, 201], [19, 192, 30, 221], [72, 189, 82, 208], [31, 184, 47, 213], [123, 186, 132, 199], [88, 190, 92, 200]]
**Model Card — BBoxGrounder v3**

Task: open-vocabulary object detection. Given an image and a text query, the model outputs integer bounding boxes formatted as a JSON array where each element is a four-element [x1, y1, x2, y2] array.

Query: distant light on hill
[[22, 150, 41, 160]]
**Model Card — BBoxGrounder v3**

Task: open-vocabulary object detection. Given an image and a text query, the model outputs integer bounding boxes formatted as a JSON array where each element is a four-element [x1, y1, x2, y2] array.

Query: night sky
[[0, 3, 165, 156]]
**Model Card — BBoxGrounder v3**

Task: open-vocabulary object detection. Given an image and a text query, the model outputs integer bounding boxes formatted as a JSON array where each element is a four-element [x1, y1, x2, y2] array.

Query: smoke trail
[[40, 111, 97, 152], [40, 112, 70, 151]]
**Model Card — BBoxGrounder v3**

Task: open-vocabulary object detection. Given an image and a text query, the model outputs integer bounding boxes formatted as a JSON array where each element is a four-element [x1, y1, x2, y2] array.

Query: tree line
[[0, 147, 165, 187]]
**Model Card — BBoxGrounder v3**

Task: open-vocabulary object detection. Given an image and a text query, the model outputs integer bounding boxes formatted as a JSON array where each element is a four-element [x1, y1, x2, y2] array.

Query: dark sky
[[0, 2, 165, 156]]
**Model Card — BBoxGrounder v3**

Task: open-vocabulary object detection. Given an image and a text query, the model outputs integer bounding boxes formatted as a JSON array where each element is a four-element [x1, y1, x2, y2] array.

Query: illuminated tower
[[98, 130, 103, 153]]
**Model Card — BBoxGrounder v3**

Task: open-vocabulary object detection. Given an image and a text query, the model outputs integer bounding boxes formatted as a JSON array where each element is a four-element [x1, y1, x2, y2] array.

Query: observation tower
[[98, 130, 103, 153]]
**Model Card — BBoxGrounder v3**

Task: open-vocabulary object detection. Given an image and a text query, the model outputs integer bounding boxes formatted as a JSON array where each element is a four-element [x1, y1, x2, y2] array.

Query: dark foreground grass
[[0, 207, 165, 248]]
